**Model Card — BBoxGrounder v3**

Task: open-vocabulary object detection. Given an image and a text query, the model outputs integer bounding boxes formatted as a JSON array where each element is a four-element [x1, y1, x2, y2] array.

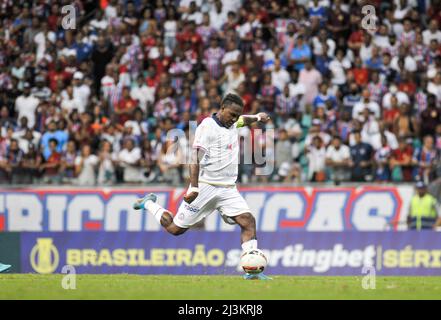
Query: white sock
[[145, 200, 165, 225], [241, 239, 258, 251]]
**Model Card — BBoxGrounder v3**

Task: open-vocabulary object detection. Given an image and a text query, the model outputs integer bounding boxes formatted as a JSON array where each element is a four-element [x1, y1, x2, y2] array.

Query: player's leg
[[133, 184, 217, 235], [173, 183, 218, 230], [133, 193, 187, 236], [217, 188, 272, 280], [216, 187, 258, 249], [232, 212, 257, 248]]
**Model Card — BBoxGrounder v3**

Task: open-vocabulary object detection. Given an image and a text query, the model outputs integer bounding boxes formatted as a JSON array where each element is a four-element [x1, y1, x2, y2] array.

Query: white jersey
[[193, 114, 242, 186]]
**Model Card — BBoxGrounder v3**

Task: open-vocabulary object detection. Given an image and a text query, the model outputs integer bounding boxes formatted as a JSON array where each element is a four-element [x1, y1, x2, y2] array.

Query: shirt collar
[[212, 113, 229, 128]]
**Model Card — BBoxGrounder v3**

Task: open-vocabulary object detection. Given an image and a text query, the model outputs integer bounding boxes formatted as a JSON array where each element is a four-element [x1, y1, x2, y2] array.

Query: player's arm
[[184, 147, 205, 204], [238, 112, 270, 127]]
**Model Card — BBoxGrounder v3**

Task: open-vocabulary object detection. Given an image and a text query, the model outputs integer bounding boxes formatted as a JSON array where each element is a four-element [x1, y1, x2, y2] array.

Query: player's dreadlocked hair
[[221, 93, 244, 109]]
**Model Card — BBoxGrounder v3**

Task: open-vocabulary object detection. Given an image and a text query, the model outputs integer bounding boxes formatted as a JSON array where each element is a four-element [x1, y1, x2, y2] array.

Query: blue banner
[[21, 231, 441, 276]]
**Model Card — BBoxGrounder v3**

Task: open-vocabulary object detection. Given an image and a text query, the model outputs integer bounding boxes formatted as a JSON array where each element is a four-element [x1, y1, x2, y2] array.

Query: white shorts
[[173, 183, 251, 228]]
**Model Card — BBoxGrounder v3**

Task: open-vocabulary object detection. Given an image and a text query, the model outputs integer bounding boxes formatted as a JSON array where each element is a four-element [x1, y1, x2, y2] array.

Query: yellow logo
[[30, 238, 59, 274]]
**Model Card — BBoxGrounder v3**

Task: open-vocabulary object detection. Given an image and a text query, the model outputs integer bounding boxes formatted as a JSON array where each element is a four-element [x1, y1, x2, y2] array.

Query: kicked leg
[[232, 212, 257, 245], [233, 212, 272, 280]]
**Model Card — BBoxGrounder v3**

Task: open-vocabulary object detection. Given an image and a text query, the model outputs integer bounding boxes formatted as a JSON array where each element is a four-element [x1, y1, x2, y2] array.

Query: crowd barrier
[[0, 185, 414, 232]]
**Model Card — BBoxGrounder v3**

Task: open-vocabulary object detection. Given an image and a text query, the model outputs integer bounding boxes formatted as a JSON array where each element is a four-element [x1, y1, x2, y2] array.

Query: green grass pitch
[[1, 274, 441, 299]]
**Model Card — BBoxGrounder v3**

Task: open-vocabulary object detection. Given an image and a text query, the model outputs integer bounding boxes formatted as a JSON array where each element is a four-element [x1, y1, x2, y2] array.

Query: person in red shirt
[[47, 61, 70, 92], [145, 65, 159, 88], [390, 137, 414, 182], [115, 87, 137, 125], [398, 71, 417, 96], [250, 0, 269, 24], [47, 4, 60, 31], [383, 95, 400, 127], [151, 45, 171, 76], [350, 56, 369, 87], [348, 28, 364, 54], [40, 138, 61, 183], [176, 21, 202, 54]]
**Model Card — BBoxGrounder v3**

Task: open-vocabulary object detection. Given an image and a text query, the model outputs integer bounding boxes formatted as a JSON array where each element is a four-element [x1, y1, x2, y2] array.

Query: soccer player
[[133, 93, 271, 280]]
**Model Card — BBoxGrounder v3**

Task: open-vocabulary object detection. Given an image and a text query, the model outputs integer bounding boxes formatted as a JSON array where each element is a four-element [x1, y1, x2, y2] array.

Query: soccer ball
[[240, 249, 267, 274]]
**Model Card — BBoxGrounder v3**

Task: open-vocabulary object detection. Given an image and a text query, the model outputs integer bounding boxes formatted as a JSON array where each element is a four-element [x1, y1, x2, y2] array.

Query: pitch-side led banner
[[0, 186, 412, 232], [21, 231, 441, 276]]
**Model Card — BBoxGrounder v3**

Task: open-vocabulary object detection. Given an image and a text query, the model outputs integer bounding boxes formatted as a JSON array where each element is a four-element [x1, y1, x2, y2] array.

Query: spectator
[[40, 120, 65, 160], [427, 72, 441, 104], [307, 135, 327, 182], [31, 75, 52, 101], [0, 0, 439, 186], [18, 128, 41, 155], [326, 135, 351, 183], [14, 82, 40, 129], [374, 134, 392, 182], [423, 19, 441, 46], [140, 138, 156, 182], [97, 139, 115, 185], [271, 58, 291, 92], [412, 135, 439, 183], [21, 143, 42, 184], [221, 61, 245, 95], [298, 59, 322, 105], [350, 131, 374, 181], [40, 138, 61, 184], [60, 140, 77, 183], [74, 144, 98, 186], [116, 138, 142, 183], [61, 85, 82, 115], [393, 103, 418, 138], [313, 82, 337, 110], [420, 94, 441, 138], [288, 35, 312, 71], [390, 137, 414, 182], [274, 129, 298, 182], [352, 89, 381, 121], [328, 48, 351, 88], [158, 138, 183, 185], [3, 138, 24, 183]]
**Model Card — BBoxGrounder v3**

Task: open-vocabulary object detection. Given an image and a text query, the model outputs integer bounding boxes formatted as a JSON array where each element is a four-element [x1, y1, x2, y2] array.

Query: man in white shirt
[[326, 135, 351, 183], [352, 89, 381, 121], [221, 41, 241, 73], [105, 0, 118, 20], [61, 85, 82, 114], [133, 93, 272, 280], [14, 82, 40, 129], [130, 75, 155, 113], [75, 145, 98, 186], [72, 71, 91, 113], [328, 48, 351, 87], [427, 72, 441, 104], [117, 138, 142, 183], [182, 1, 203, 25], [423, 19, 441, 46], [209, 0, 227, 31], [271, 58, 291, 91], [382, 85, 410, 109]]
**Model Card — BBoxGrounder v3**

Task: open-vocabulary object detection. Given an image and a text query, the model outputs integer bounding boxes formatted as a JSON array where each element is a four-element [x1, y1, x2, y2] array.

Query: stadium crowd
[[0, 0, 440, 186]]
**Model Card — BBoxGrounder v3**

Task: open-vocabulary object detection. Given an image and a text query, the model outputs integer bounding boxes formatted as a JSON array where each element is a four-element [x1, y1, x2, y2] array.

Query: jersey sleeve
[[193, 121, 210, 152]]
